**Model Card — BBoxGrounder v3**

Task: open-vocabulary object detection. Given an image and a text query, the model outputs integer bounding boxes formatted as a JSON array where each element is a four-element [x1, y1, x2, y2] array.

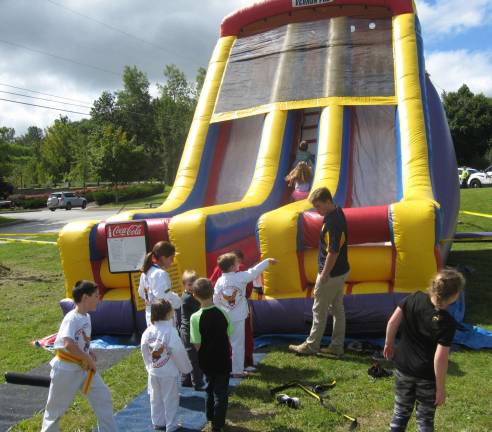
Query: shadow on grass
[[226, 400, 293, 432], [448, 359, 465, 377]]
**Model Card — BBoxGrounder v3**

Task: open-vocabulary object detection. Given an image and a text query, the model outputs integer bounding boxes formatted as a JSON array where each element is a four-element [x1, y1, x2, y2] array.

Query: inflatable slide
[[58, 0, 459, 335]]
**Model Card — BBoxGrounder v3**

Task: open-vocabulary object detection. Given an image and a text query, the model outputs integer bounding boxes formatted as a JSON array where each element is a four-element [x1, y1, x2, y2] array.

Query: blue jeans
[[205, 372, 230, 431]]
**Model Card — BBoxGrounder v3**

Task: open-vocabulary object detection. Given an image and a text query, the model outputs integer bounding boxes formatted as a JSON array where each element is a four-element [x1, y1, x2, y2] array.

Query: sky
[[0, 0, 491, 135]]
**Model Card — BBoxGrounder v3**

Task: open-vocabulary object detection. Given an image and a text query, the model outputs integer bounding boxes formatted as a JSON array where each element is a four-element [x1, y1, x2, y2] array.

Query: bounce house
[[58, 0, 459, 336]]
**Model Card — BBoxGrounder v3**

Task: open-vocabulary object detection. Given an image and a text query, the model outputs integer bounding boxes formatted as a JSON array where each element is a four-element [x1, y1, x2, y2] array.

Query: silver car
[[47, 192, 87, 211]]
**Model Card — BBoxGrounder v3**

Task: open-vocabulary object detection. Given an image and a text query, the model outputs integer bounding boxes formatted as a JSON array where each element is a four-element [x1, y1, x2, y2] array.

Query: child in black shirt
[[180, 270, 205, 390], [384, 269, 465, 431], [190, 278, 233, 432]]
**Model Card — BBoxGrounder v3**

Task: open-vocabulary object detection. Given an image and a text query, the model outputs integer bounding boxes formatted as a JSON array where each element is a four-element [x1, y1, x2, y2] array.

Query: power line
[[0, 97, 89, 115], [0, 82, 93, 104], [0, 38, 120, 76], [0, 90, 92, 109], [44, 0, 196, 64]]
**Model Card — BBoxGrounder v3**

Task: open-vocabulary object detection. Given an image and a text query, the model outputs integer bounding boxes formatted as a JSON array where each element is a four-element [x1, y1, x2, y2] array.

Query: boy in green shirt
[[190, 278, 233, 432]]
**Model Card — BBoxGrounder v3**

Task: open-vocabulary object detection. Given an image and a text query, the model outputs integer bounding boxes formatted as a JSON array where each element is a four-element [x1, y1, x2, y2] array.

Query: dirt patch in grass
[[0, 264, 56, 286], [0, 263, 11, 276]]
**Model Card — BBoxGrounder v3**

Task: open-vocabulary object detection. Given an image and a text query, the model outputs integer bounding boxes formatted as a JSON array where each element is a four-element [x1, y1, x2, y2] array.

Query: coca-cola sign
[[107, 222, 145, 238]]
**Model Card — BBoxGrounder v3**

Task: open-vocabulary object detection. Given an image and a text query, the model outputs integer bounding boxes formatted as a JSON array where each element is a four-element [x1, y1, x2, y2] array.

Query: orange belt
[[55, 350, 95, 394]]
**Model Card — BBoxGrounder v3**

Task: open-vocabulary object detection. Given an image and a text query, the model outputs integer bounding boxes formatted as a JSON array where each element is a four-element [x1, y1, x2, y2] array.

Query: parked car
[[458, 167, 478, 188], [47, 192, 87, 211], [467, 166, 492, 188]]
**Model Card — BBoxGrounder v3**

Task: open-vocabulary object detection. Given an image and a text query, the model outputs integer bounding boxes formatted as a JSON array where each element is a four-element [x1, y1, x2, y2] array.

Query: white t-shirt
[[138, 265, 182, 325], [213, 259, 270, 322], [141, 320, 192, 378], [50, 309, 91, 371]]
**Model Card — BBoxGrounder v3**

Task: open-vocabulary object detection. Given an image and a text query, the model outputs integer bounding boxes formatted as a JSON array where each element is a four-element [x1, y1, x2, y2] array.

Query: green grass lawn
[[1, 189, 491, 431], [96, 186, 171, 209], [0, 215, 17, 226], [457, 187, 492, 232]]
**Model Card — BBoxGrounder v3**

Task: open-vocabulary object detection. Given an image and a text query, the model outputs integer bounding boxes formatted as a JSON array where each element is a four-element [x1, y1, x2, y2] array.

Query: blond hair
[[182, 269, 198, 285], [285, 161, 312, 187]]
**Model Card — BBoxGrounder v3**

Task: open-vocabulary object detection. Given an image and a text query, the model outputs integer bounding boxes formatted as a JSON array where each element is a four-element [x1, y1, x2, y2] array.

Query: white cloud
[[417, 0, 492, 38], [426, 49, 492, 96], [0, 0, 250, 134]]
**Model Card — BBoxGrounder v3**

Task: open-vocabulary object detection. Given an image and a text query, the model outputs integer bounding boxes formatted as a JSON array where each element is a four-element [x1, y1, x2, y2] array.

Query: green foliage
[[8, 193, 50, 209], [443, 85, 492, 167], [40, 116, 78, 184], [155, 64, 196, 183], [89, 124, 145, 193], [2, 63, 204, 188], [92, 182, 163, 205]]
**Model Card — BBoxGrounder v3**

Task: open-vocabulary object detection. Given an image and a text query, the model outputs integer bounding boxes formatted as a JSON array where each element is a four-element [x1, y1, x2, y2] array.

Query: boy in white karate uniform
[[41, 280, 117, 432], [138, 241, 182, 327], [141, 300, 192, 431], [213, 253, 277, 377]]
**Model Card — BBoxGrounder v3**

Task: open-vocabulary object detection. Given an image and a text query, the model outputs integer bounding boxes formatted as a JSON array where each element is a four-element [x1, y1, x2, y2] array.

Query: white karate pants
[[41, 367, 117, 432], [231, 319, 245, 374], [148, 374, 180, 430]]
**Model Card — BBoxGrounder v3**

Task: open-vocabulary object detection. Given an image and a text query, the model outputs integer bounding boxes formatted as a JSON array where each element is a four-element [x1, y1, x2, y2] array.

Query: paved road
[[0, 207, 120, 234]]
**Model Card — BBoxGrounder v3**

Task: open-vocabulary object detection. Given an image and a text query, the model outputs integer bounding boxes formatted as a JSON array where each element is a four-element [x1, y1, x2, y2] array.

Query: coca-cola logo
[[108, 223, 144, 238]]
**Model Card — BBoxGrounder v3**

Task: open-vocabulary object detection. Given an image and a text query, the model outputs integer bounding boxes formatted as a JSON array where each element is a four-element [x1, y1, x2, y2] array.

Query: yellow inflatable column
[[392, 13, 438, 291], [391, 200, 437, 292], [58, 220, 98, 297], [393, 13, 433, 202]]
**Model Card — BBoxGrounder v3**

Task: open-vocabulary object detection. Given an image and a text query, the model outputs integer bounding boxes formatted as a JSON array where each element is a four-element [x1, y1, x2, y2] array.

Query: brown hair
[[285, 161, 313, 187], [192, 278, 213, 300], [233, 250, 244, 261], [309, 187, 333, 204], [141, 241, 175, 274], [428, 268, 465, 308], [73, 280, 98, 304], [217, 253, 237, 272], [182, 269, 198, 285], [150, 299, 173, 323]]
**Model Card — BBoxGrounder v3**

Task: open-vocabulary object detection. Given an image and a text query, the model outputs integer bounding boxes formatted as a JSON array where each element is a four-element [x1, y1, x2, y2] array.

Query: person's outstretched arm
[[238, 258, 277, 284], [384, 307, 403, 360], [434, 344, 450, 406]]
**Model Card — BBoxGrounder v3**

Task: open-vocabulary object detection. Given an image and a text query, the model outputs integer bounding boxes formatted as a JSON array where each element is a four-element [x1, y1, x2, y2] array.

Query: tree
[[40, 117, 78, 185], [90, 125, 145, 200], [91, 91, 119, 125], [14, 126, 44, 185], [443, 85, 492, 166], [0, 128, 13, 178], [155, 65, 196, 183], [194, 67, 207, 101], [116, 66, 157, 149]]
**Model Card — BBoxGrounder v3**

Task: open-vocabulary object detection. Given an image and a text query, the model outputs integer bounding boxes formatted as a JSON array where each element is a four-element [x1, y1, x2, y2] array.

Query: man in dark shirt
[[190, 278, 233, 432], [289, 187, 350, 356]]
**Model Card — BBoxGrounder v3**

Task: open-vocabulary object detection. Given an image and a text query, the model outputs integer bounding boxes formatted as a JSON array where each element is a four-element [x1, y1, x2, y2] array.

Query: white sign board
[[106, 222, 148, 273], [292, 0, 334, 7]]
